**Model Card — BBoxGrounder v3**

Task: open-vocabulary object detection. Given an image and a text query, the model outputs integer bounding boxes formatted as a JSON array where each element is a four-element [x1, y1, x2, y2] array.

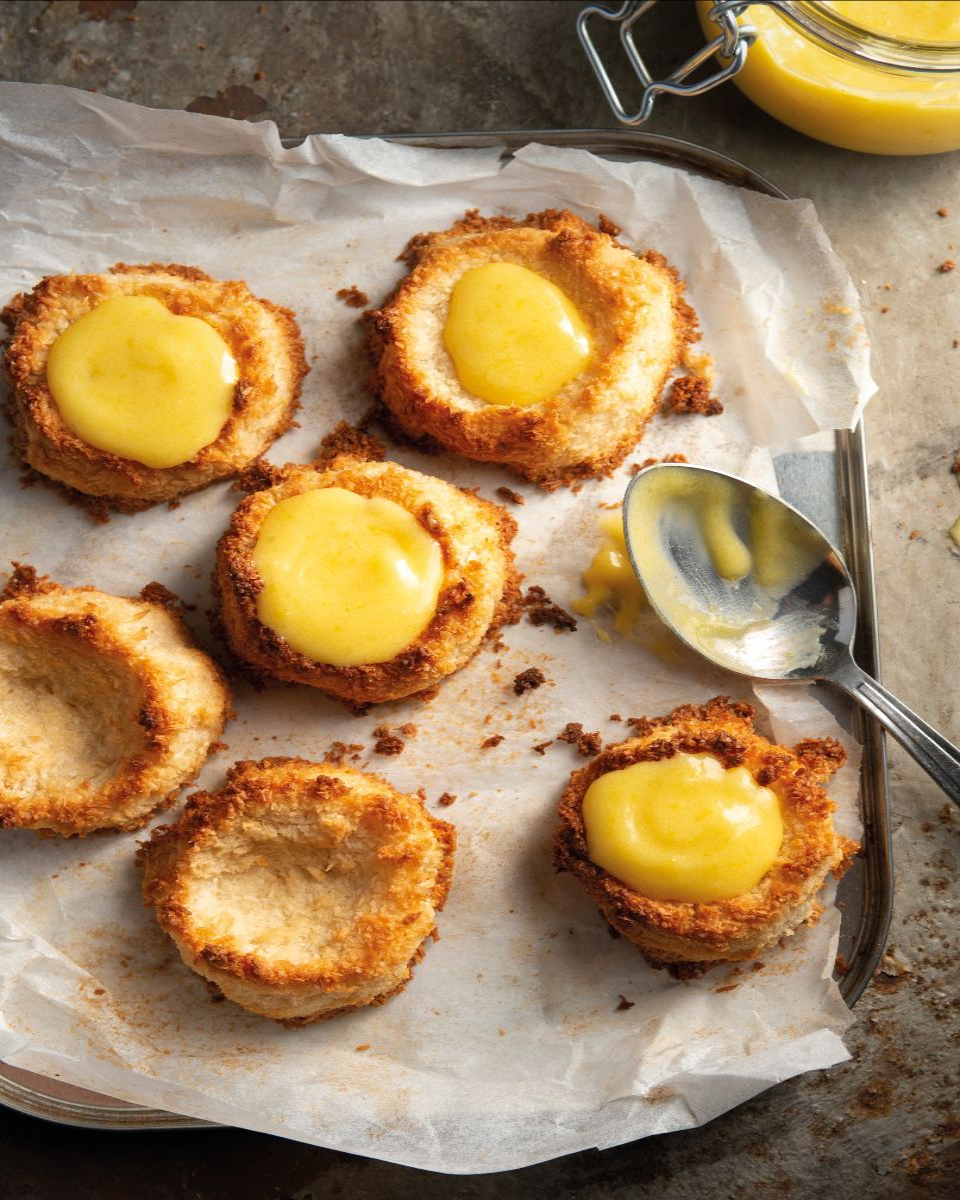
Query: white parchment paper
[[0, 84, 873, 1173]]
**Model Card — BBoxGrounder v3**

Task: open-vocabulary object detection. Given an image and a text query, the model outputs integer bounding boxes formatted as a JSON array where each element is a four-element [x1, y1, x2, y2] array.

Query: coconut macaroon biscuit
[[366, 209, 697, 488], [215, 442, 520, 706], [2, 263, 307, 511], [0, 564, 230, 836], [138, 757, 456, 1024], [553, 697, 857, 974]]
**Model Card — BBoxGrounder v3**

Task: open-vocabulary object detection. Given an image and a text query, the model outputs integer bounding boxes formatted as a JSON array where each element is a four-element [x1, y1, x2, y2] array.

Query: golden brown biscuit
[[366, 209, 697, 489], [0, 564, 230, 836], [214, 445, 520, 706], [2, 263, 307, 512], [138, 757, 456, 1025], [553, 696, 857, 975]]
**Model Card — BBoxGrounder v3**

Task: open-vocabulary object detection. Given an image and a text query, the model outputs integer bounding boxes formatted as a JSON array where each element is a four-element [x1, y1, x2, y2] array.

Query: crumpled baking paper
[[0, 83, 873, 1173]]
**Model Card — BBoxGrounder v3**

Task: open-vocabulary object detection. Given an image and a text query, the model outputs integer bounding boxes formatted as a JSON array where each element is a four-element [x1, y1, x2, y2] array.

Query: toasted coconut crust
[[553, 697, 858, 974], [214, 451, 521, 705], [2, 263, 308, 511], [138, 757, 456, 1025], [365, 209, 698, 489], [0, 564, 230, 836]]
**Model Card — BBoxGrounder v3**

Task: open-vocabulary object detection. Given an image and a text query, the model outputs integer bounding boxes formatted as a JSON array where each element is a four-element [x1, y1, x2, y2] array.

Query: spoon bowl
[[623, 462, 960, 808]]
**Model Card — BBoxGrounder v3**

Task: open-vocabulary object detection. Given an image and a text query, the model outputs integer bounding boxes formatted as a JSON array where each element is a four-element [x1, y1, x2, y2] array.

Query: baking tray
[[0, 127, 893, 1132]]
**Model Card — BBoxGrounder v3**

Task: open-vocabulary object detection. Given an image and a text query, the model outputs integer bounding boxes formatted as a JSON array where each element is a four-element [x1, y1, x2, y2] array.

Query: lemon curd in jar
[[443, 263, 593, 406], [46, 295, 238, 468], [582, 752, 784, 903], [252, 487, 445, 667], [698, 1, 960, 155]]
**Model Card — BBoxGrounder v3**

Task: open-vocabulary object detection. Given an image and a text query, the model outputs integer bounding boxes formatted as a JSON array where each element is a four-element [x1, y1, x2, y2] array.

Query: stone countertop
[[0, 2, 957, 1197]]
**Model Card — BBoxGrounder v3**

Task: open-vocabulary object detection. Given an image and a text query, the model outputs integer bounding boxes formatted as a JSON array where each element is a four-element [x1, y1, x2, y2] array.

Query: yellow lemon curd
[[443, 262, 592, 406], [698, 1, 960, 155], [582, 753, 784, 903], [46, 295, 238, 469], [572, 509, 646, 636], [252, 487, 444, 667]]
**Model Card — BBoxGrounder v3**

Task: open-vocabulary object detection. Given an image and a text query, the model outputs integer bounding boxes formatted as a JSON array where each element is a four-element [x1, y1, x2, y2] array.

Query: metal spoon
[[623, 462, 960, 808]]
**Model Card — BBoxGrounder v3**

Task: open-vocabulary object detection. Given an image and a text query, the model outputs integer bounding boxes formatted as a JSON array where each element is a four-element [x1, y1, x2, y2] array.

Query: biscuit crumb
[[629, 453, 689, 474], [495, 486, 525, 506], [938, 207, 950, 217], [532, 740, 553, 755], [664, 375, 723, 416], [939, 259, 956, 273], [481, 734, 504, 749], [513, 668, 547, 695], [715, 983, 739, 994], [336, 285, 369, 308], [880, 305, 890, 314], [355, 1043, 370, 1052], [835, 952, 851, 975], [522, 585, 577, 633], [909, 529, 920, 540], [373, 726, 405, 756], [437, 792, 457, 807], [609, 713, 622, 722], [557, 722, 603, 757], [210, 741, 229, 754], [323, 741, 365, 765], [317, 420, 386, 464], [615, 994, 634, 1011]]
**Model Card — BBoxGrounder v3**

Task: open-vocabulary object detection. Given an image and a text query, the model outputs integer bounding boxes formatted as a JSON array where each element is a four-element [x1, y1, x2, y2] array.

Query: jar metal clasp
[[577, 0, 760, 126]]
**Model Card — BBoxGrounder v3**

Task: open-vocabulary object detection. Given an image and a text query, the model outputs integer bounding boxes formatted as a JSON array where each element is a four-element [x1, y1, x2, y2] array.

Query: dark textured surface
[[1, 2, 959, 1196]]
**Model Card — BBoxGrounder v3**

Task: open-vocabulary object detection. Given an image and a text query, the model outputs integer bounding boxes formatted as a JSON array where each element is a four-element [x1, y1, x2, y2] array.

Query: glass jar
[[697, 2, 960, 155]]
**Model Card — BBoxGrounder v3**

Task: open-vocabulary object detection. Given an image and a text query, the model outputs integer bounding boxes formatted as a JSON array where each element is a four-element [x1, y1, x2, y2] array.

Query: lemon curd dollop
[[252, 487, 445, 667], [442, 262, 592, 407], [582, 753, 784, 903], [46, 295, 238, 469]]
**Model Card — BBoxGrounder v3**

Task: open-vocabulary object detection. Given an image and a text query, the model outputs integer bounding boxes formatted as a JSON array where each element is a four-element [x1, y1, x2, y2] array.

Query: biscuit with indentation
[[0, 564, 230, 836], [366, 209, 697, 489], [2, 263, 307, 512], [215, 450, 520, 706], [138, 757, 456, 1025], [553, 696, 857, 976]]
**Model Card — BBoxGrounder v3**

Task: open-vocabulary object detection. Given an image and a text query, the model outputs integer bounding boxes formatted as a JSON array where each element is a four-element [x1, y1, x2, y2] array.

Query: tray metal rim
[[0, 124, 892, 1132]]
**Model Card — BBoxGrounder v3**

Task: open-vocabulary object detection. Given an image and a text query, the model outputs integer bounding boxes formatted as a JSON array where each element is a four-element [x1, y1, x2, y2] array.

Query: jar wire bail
[[577, 0, 759, 125]]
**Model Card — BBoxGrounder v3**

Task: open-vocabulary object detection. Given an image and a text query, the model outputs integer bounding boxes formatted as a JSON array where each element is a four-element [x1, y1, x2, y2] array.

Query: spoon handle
[[830, 657, 960, 809]]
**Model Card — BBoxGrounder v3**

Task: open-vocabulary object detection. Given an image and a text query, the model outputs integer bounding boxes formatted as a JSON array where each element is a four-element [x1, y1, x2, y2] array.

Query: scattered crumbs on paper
[[336, 285, 368, 308], [513, 668, 547, 695], [495, 486, 525, 506], [557, 723, 602, 757], [522, 586, 577, 633]]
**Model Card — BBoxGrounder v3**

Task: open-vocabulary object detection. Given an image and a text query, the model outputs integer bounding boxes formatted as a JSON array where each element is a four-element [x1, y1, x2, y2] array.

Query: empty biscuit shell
[[214, 446, 520, 706], [2, 263, 307, 512], [366, 209, 698, 489], [0, 564, 230, 836], [553, 696, 858, 975], [138, 757, 456, 1025]]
